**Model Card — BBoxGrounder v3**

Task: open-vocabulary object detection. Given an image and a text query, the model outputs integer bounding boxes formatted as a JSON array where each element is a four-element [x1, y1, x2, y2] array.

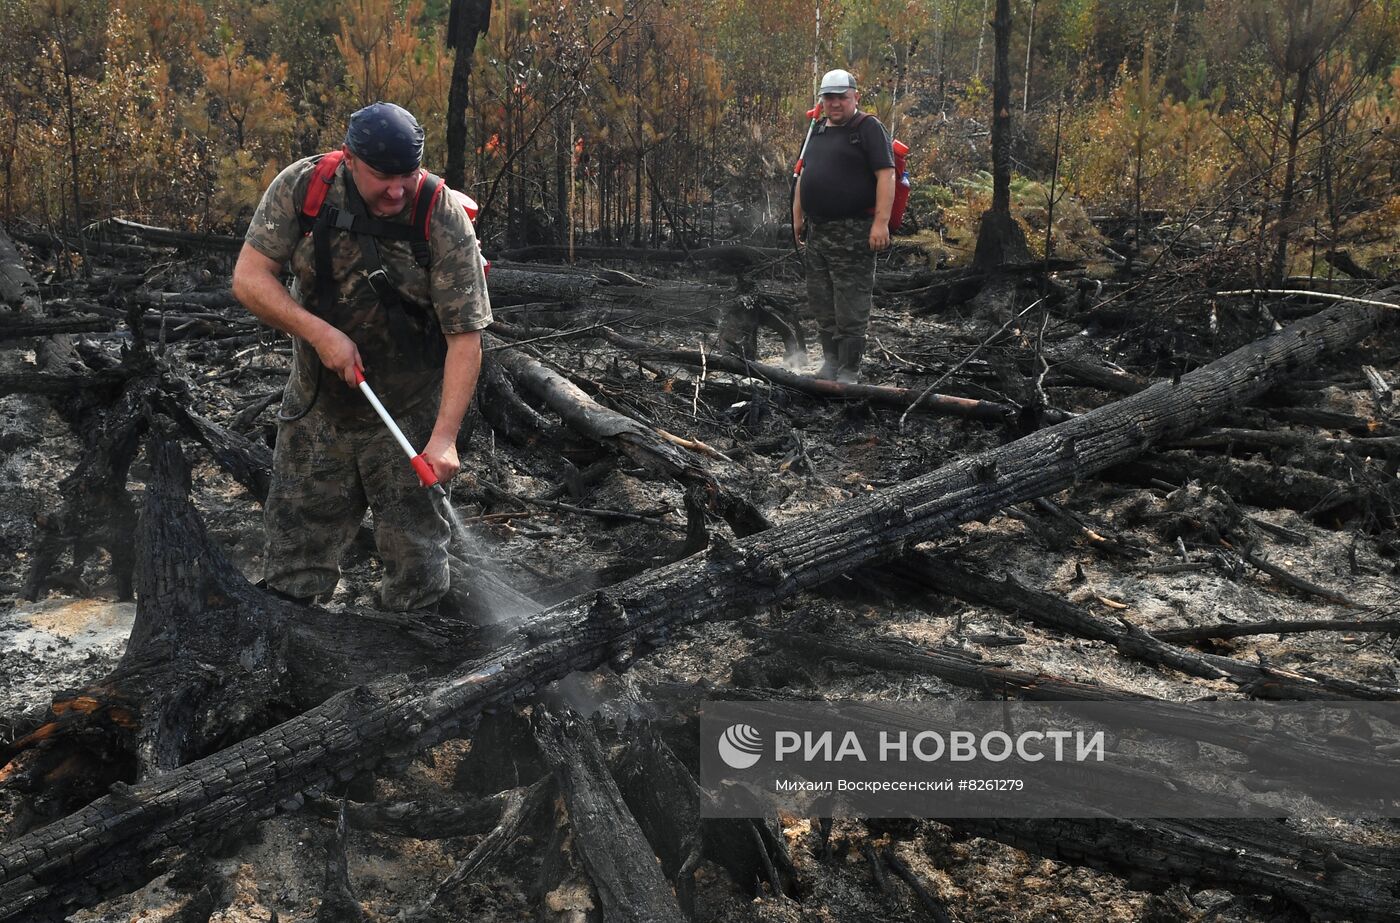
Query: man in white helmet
[[792, 68, 895, 383]]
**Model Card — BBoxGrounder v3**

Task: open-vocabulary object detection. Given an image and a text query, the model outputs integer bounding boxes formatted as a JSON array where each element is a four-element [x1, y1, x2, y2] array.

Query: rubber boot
[[815, 331, 839, 380], [835, 336, 866, 384]]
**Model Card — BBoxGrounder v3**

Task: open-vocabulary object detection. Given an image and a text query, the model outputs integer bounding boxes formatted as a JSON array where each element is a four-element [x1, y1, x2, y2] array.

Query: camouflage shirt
[[245, 155, 493, 421]]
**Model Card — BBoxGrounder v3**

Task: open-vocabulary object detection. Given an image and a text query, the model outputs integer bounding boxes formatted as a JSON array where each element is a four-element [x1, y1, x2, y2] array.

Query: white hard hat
[[818, 69, 857, 95]]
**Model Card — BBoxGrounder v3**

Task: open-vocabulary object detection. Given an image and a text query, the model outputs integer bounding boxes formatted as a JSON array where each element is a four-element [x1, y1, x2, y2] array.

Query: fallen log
[[19, 367, 154, 600], [489, 266, 728, 325], [533, 708, 687, 923], [594, 327, 1018, 423], [0, 315, 114, 341], [945, 817, 1400, 921], [1172, 426, 1400, 460], [305, 787, 527, 840], [899, 553, 1395, 700], [612, 722, 796, 910], [497, 243, 792, 267], [0, 297, 1387, 921], [1232, 538, 1365, 609], [761, 628, 1144, 700], [1156, 617, 1400, 644], [1266, 405, 1395, 435], [491, 336, 772, 536], [649, 682, 1400, 920], [0, 227, 41, 314], [397, 778, 552, 922], [0, 369, 131, 398], [93, 218, 243, 253], [1108, 451, 1369, 521], [314, 801, 367, 923]]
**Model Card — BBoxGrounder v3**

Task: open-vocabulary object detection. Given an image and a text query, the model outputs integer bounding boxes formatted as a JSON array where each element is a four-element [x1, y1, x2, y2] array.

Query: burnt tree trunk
[[533, 708, 687, 923], [971, 0, 1031, 276], [444, 0, 492, 191], [0, 298, 1387, 921]]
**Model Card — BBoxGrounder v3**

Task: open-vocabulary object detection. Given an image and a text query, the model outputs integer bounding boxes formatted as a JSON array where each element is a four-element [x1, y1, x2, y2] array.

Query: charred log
[[20, 367, 155, 600], [532, 708, 686, 923], [491, 337, 771, 536], [944, 817, 1400, 921], [399, 777, 551, 922], [1107, 451, 1371, 523], [612, 724, 796, 910], [315, 801, 367, 923], [592, 326, 1018, 423], [897, 552, 1394, 700], [1155, 617, 1400, 644]]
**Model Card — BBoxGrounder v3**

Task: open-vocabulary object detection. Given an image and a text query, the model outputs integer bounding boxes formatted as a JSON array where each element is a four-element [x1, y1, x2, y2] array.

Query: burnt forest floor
[[3, 231, 1400, 922]]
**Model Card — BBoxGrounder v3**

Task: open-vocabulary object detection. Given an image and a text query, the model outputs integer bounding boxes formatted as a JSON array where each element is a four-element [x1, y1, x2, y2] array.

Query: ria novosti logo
[[718, 723, 763, 769]]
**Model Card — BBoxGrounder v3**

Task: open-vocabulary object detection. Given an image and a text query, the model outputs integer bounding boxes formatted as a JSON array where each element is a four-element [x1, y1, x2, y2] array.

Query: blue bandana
[[345, 102, 425, 174]]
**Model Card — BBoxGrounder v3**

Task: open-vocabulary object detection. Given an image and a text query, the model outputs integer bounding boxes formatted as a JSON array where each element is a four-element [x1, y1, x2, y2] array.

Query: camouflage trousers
[[804, 217, 876, 340], [264, 398, 450, 610]]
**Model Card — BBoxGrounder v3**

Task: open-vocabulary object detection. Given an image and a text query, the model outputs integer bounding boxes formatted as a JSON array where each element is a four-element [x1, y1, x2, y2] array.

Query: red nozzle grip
[[411, 453, 438, 488], [352, 366, 366, 386], [806, 106, 820, 119]]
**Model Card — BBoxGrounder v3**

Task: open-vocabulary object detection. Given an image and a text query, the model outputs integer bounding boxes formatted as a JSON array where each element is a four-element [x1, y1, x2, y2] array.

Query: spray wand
[[790, 105, 821, 251], [352, 366, 447, 500]]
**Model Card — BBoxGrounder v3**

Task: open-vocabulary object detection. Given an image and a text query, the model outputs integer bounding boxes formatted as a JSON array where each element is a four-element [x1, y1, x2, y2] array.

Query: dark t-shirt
[[799, 113, 895, 220]]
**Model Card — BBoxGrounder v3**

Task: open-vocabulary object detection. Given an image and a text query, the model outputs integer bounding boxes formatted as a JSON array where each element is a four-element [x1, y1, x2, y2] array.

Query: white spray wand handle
[[353, 366, 445, 497]]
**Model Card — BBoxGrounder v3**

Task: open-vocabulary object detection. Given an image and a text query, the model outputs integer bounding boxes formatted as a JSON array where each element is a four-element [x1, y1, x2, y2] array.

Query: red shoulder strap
[[301, 151, 345, 220], [413, 173, 447, 240]]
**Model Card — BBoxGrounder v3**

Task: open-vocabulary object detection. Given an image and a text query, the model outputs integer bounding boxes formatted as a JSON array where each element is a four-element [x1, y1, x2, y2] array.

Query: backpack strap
[[410, 172, 446, 268], [299, 151, 344, 235], [301, 155, 447, 366]]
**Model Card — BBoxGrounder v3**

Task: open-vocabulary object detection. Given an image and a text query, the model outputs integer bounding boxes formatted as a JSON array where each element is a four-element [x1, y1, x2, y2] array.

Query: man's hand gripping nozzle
[[352, 366, 448, 501]]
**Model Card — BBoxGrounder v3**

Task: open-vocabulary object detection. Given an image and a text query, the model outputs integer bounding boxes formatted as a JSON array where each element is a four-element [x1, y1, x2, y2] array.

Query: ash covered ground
[[3, 238, 1400, 922]]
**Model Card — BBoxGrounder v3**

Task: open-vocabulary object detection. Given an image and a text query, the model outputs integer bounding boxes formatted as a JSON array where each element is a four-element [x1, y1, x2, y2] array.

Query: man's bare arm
[[869, 168, 896, 251], [231, 242, 362, 387], [420, 330, 482, 482]]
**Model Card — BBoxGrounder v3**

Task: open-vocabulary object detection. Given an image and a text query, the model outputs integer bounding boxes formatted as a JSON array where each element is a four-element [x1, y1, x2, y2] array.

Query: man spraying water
[[232, 102, 491, 612]]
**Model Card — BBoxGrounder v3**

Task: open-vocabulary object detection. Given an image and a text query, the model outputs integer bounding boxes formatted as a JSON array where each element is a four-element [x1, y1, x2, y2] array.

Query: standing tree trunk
[[444, 0, 492, 191], [971, 0, 1031, 276], [1271, 62, 1313, 285], [973, 0, 990, 80], [1021, 0, 1038, 114], [52, 7, 89, 273]]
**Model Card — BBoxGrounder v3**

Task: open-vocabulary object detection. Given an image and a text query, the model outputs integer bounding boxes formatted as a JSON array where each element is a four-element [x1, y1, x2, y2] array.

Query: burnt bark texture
[[533, 708, 687, 923], [492, 337, 772, 536], [971, 0, 1031, 274], [444, 0, 492, 191], [0, 298, 1387, 921]]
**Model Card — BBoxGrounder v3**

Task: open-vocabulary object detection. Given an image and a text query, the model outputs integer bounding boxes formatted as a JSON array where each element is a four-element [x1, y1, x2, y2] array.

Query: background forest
[[5, 0, 1400, 283]]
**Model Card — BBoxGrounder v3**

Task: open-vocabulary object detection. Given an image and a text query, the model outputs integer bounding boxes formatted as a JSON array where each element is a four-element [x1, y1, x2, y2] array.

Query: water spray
[[352, 366, 447, 501]]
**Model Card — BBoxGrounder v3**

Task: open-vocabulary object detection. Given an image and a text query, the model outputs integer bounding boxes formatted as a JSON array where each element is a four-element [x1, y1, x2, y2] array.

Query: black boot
[[815, 331, 839, 380], [836, 336, 866, 384]]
